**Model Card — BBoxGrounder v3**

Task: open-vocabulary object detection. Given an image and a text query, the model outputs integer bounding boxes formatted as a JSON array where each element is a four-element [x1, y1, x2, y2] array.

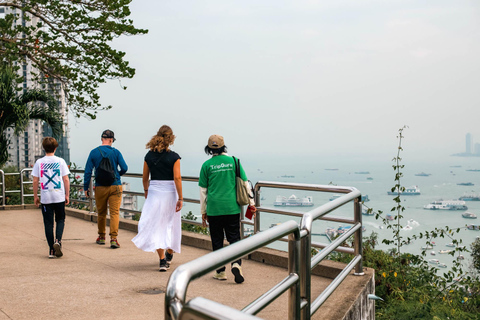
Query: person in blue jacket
[[84, 129, 128, 248]]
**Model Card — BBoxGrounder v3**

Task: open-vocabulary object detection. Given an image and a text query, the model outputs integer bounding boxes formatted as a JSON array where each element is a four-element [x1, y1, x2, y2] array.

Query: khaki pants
[[95, 185, 122, 239]]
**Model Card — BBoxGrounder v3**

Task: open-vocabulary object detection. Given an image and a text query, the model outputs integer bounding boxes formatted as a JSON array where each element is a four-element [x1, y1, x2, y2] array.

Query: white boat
[[403, 225, 413, 231], [462, 212, 477, 219], [430, 251, 436, 256], [438, 263, 447, 268], [439, 250, 452, 254], [421, 245, 433, 250], [423, 200, 468, 210], [428, 259, 440, 265], [273, 195, 314, 207], [387, 185, 421, 196], [457, 255, 465, 260], [446, 243, 455, 247]]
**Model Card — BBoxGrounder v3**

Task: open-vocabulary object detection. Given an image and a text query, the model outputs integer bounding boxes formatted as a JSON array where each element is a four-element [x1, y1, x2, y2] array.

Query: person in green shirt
[[199, 134, 256, 283]]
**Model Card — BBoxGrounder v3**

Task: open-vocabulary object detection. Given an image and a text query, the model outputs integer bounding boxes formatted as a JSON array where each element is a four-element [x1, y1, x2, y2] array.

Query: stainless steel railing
[[166, 220, 302, 320], [166, 181, 363, 320], [0, 168, 34, 206]]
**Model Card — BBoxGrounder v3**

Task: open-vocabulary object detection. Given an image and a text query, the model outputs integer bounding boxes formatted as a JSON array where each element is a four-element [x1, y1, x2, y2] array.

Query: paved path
[[0, 209, 336, 320]]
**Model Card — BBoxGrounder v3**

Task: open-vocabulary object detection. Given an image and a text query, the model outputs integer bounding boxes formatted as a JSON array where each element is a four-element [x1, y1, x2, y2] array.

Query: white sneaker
[[53, 241, 63, 258], [231, 263, 244, 284], [213, 271, 227, 280]]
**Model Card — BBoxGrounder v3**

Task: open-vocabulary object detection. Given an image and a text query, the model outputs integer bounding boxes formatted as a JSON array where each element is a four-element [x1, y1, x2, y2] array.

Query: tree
[[0, 0, 148, 119], [0, 63, 63, 166], [471, 237, 480, 273]]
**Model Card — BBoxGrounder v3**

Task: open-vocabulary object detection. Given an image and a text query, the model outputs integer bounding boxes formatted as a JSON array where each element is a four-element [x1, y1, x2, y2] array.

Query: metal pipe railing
[[0, 170, 4, 206], [165, 220, 301, 320]]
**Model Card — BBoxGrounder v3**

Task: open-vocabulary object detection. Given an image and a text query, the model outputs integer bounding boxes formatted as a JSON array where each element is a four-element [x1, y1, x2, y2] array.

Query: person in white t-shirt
[[32, 137, 71, 259]]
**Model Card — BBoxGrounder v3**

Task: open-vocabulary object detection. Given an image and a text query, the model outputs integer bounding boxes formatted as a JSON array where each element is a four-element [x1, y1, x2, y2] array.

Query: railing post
[[300, 216, 312, 320], [288, 229, 301, 320], [20, 169, 25, 205], [89, 179, 95, 214], [0, 170, 4, 207], [254, 185, 261, 234], [354, 197, 364, 275]]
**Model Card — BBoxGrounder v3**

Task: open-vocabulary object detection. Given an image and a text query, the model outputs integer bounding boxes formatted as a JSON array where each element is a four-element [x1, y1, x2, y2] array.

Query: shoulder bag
[[232, 156, 254, 206]]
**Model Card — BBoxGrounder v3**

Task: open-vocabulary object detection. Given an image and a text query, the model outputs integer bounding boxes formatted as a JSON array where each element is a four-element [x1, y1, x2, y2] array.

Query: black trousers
[[41, 202, 66, 250], [208, 213, 241, 272]]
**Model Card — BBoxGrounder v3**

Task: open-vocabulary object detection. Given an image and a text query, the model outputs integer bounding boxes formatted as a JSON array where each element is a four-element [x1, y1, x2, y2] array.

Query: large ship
[[459, 193, 480, 201], [387, 185, 421, 196], [423, 200, 468, 210], [273, 195, 314, 207]]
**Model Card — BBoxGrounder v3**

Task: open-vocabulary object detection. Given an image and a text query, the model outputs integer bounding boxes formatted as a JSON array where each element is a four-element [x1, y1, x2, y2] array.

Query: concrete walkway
[[0, 208, 373, 320]]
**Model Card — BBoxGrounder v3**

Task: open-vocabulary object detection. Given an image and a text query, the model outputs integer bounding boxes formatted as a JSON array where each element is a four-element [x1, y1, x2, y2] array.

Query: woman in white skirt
[[132, 125, 183, 271]]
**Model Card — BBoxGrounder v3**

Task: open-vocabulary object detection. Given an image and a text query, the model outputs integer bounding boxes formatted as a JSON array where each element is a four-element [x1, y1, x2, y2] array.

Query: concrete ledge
[[1, 204, 37, 210]]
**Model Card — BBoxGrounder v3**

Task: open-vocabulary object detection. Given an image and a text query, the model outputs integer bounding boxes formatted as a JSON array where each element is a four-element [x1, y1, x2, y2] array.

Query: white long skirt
[[132, 180, 182, 253]]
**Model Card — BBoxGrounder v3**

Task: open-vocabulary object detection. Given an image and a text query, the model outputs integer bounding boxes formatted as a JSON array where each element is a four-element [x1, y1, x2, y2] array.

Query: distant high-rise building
[[2, 6, 70, 168], [466, 133, 472, 154], [475, 143, 480, 155]]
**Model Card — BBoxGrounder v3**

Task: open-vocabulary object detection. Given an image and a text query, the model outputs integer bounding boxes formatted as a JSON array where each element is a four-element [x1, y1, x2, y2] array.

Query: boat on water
[[354, 171, 370, 174], [423, 200, 468, 210], [386, 214, 395, 221], [457, 182, 474, 186], [428, 259, 440, 265], [466, 169, 480, 172], [462, 212, 477, 219], [438, 263, 447, 268], [439, 250, 452, 254], [280, 175, 295, 178], [273, 195, 314, 207], [324, 168, 339, 171], [415, 172, 431, 176], [366, 177, 373, 180], [467, 224, 480, 231], [430, 251, 436, 256], [446, 243, 455, 247], [459, 193, 480, 201], [403, 225, 413, 231], [421, 245, 433, 250], [387, 185, 421, 196]]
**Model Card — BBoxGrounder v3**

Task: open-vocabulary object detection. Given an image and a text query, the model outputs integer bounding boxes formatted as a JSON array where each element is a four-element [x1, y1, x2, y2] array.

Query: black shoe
[[159, 259, 170, 272], [166, 252, 173, 263], [53, 240, 63, 258], [49, 249, 55, 259]]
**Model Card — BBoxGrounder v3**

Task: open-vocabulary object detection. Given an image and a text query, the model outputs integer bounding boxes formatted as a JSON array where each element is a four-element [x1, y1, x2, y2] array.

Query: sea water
[[119, 154, 480, 271]]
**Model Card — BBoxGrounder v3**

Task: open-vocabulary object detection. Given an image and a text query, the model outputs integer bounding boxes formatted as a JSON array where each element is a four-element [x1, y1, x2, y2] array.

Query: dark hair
[[42, 137, 58, 153], [204, 145, 227, 155]]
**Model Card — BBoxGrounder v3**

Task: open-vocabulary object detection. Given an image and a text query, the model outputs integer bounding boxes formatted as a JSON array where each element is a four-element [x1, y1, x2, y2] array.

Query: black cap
[[101, 129, 116, 142]]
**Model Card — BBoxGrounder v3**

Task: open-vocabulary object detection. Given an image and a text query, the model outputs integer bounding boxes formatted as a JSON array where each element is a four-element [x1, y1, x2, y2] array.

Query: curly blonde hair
[[146, 125, 176, 152]]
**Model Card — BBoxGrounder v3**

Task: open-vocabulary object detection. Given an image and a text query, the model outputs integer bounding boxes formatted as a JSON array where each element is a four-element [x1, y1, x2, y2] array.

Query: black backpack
[[95, 147, 116, 186]]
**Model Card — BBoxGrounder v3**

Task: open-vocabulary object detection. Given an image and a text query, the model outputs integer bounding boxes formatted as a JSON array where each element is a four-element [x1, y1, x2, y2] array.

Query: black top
[[145, 150, 181, 180]]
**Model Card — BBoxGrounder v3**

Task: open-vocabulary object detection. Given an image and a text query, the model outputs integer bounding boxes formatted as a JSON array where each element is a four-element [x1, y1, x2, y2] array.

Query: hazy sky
[[69, 0, 480, 173]]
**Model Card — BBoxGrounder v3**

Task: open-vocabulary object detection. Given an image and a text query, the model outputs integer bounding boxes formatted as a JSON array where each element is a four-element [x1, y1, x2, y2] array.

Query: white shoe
[[213, 271, 227, 280]]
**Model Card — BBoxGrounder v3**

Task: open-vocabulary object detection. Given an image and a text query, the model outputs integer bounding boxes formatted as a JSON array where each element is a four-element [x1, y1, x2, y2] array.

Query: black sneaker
[[53, 240, 63, 258], [166, 252, 173, 263], [159, 259, 170, 272]]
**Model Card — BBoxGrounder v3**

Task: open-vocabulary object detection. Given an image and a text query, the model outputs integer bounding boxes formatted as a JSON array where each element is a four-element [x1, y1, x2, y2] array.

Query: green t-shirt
[[199, 154, 248, 216]]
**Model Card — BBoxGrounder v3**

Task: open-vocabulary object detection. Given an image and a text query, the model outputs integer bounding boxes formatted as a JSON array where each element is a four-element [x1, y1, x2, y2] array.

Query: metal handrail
[[0, 169, 33, 206], [252, 181, 363, 319], [0, 170, 4, 206], [165, 220, 301, 320]]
